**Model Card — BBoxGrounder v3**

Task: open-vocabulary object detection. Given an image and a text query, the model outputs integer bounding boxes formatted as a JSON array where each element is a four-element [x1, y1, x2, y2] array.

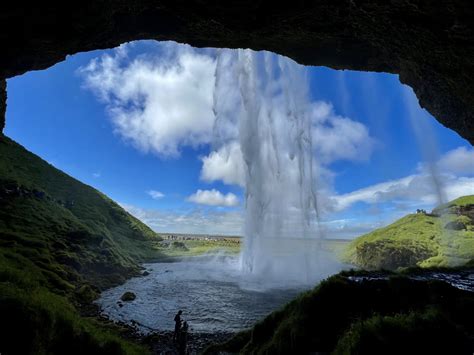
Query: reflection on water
[[97, 255, 312, 333]]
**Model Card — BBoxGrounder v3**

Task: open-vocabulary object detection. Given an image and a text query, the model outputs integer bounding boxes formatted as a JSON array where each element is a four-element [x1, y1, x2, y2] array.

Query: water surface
[[97, 255, 309, 333]]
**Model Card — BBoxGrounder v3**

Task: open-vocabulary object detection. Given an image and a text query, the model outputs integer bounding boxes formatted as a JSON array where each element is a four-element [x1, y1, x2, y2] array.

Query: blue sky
[[5, 40, 474, 237]]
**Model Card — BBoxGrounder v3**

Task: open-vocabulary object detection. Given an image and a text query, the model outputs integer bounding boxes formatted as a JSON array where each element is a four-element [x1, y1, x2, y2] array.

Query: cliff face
[[0, 1, 473, 143], [0, 80, 5, 132]]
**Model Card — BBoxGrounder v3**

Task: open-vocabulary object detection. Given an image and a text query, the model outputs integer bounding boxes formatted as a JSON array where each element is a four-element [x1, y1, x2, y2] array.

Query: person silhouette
[[173, 310, 183, 342], [178, 321, 189, 355]]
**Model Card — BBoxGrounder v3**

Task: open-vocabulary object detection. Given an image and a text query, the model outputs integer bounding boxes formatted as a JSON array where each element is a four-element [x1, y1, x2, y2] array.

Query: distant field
[[152, 233, 350, 259], [152, 235, 241, 257]]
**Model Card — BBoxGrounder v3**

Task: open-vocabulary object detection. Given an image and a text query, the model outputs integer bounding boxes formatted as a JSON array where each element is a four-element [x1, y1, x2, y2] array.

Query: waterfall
[[213, 49, 331, 285]]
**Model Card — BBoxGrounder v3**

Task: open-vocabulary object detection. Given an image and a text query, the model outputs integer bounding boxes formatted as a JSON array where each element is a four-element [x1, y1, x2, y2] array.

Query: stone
[[142, 271, 150, 276], [0, 80, 5, 133], [120, 291, 136, 302], [0, 2, 473, 144], [444, 221, 467, 231]]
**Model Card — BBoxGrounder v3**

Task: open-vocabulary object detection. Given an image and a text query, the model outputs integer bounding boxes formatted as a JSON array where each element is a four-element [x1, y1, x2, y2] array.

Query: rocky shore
[[90, 312, 233, 355]]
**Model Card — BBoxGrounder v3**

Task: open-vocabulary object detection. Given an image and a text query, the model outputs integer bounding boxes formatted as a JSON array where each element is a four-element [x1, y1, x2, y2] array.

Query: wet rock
[[445, 221, 467, 231], [120, 291, 136, 302], [142, 271, 150, 276]]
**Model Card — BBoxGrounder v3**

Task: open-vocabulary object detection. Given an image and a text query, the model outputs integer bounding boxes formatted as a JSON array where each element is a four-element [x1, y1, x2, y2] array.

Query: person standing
[[173, 310, 183, 342], [178, 321, 189, 355]]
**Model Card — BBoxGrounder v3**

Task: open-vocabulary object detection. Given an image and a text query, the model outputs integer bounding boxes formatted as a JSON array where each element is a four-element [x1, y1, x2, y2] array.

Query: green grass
[[433, 195, 474, 213], [205, 273, 474, 354], [343, 197, 474, 270], [152, 238, 241, 258], [0, 134, 163, 354]]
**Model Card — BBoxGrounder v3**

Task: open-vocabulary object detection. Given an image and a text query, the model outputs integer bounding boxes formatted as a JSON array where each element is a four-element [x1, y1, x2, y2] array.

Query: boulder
[[120, 291, 136, 302], [444, 221, 467, 231]]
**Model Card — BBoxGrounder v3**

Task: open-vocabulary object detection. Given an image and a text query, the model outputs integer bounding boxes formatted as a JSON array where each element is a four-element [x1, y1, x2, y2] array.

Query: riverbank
[[84, 312, 234, 355]]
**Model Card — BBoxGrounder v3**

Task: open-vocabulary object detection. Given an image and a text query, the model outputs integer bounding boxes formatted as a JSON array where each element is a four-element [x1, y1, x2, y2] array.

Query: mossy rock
[[170, 241, 188, 250], [445, 221, 467, 231], [121, 292, 136, 302], [75, 284, 99, 304]]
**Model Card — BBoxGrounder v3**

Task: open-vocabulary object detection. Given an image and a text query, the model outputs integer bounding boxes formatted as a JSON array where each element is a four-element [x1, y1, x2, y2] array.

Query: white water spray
[[213, 50, 337, 285]]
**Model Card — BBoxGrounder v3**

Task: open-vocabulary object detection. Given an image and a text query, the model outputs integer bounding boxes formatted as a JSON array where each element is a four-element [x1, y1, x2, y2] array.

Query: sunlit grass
[[343, 195, 474, 269]]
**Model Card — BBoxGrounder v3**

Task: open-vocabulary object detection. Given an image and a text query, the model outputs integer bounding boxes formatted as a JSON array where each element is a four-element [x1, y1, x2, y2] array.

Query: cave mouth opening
[[2, 39, 474, 334], [5, 39, 472, 239]]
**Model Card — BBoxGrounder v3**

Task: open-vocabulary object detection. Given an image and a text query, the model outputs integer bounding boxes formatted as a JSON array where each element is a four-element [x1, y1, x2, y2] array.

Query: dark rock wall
[[0, 1, 473, 144], [0, 80, 5, 132]]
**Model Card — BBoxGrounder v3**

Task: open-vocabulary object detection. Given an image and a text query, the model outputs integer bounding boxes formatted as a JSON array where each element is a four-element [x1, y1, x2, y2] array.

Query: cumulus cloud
[[79, 42, 216, 157], [200, 142, 245, 186], [437, 146, 474, 175], [311, 102, 375, 164], [80, 42, 375, 192], [330, 146, 474, 212], [187, 189, 239, 207], [120, 203, 243, 235], [147, 190, 165, 199]]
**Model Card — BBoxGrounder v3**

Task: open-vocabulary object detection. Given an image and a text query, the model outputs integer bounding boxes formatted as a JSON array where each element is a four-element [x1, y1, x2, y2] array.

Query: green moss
[[434, 195, 474, 213], [153, 238, 241, 258], [0, 282, 146, 355], [0, 134, 164, 288], [334, 309, 472, 355], [0, 134, 161, 353], [210, 273, 474, 354], [343, 199, 474, 269]]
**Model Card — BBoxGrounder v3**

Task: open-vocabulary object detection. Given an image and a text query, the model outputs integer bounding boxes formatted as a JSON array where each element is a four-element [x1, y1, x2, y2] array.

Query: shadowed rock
[[0, 2, 473, 143], [120, 291, 137, 302]]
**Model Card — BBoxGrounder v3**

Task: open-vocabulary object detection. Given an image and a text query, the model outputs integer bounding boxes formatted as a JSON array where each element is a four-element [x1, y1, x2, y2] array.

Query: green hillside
[[206, 274, 474, 354], [0, 134, 162, 354], [344, 196, 474, 270]]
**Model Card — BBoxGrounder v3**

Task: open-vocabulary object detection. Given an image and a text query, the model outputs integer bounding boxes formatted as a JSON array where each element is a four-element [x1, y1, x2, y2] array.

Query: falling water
[[402, 85, 446, 206], [213, 50, 336, 285]]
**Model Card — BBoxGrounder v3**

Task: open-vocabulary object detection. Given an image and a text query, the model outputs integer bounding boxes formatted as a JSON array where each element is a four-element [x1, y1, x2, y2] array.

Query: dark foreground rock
[[121, 291, 137, 302], [205, 273, 474, 354], [143, 331, 234, 355], [1, 3, 474, 145]]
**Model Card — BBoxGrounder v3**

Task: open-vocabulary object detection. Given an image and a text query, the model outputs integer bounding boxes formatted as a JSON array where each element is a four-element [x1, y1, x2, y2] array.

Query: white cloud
[[327, 146, 474, 212], [437, 146, 474, 175], [200, 142, 245, 186], [147, 190, 165, 199], [310, 102, 375, 164], [92, 172, 101, 178], [80, 42, 375, 193], [331, 171, 474, 213], [120, 203, 243, 235], [187, 189, 239, 207], [79, 42, 216, 157]]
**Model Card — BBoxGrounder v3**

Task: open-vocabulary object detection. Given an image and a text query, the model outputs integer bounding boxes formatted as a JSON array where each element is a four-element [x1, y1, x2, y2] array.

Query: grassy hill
[[343, 196, 474, 270], [206, 274, 474, 354], [0, 134, 163, 354]]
